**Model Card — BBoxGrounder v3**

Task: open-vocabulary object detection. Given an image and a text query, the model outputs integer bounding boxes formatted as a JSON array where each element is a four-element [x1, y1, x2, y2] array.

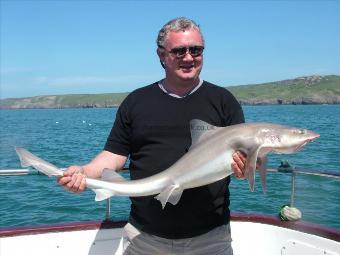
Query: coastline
[[1, 75, 339, 109]]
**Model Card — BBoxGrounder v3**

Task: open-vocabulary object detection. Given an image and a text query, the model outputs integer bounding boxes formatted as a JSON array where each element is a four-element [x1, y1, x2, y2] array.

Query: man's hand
[[232, 151, 247, 179], [57, 166, 87, 193]]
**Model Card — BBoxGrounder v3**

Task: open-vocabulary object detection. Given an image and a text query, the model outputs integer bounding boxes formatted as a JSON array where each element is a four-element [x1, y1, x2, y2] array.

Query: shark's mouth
[[296, 135, 320, 151]]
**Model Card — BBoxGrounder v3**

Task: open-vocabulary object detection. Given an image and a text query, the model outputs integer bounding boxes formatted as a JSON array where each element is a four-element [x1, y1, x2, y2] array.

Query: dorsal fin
[[101, 169, 127, 182], [189, 119, 221, 149]]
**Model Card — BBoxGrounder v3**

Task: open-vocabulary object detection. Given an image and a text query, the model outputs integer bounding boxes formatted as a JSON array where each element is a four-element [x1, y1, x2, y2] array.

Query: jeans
[[114, 223, 233, 255]]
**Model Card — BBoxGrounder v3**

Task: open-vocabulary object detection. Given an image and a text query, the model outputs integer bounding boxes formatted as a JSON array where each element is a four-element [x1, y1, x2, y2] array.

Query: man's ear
[[157, 48, 165, 59], [157, 48, 166, 69]]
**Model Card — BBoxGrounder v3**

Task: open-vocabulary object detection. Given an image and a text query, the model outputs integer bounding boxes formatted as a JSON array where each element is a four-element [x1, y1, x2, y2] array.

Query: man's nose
[[182, 52, 194, 61]]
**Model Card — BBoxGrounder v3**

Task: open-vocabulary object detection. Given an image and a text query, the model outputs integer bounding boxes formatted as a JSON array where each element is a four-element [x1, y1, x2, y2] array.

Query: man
[[58, 17, 246, 254]]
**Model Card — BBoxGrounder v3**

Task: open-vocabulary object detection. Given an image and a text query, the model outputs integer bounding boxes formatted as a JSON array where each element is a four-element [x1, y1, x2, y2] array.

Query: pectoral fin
[[155, 184, 183, 209], [257, 155, 268, 193], [245, 146, 261, 192]]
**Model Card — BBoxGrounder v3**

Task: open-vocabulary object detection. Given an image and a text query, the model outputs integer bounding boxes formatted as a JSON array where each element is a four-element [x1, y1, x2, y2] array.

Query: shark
[[15, 119, 319, 208]]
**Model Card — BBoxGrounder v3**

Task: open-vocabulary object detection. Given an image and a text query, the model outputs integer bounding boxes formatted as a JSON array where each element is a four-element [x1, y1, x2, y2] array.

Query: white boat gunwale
[[1, 213, 339, 242]]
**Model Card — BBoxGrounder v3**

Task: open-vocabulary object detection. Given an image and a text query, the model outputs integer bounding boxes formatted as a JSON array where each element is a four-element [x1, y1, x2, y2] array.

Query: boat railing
[[267, 161, 340, 208], [1, 162, 339, 220]]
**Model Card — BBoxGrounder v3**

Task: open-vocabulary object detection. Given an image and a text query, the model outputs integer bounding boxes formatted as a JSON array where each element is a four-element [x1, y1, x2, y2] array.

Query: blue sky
[[1, 1, 339, 99]]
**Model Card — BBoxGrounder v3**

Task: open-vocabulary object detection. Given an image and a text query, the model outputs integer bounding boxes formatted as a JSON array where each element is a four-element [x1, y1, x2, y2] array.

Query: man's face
[[159, 29, 204, 84]]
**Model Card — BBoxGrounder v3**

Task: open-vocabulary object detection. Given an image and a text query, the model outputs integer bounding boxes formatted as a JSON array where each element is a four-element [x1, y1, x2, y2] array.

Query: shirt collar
[[158, 79, 203, 98]]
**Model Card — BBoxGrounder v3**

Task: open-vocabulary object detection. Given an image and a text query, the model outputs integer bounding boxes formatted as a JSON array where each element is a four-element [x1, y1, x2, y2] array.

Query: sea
[[0, 105, 339, 230]]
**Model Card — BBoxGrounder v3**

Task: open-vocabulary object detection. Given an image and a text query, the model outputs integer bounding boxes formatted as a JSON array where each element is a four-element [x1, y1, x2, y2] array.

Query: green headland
[[1, 75, 339, 109]]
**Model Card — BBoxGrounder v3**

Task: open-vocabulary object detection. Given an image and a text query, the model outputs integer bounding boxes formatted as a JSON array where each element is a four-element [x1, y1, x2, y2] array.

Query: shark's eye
[[299, 129, 306, 134]]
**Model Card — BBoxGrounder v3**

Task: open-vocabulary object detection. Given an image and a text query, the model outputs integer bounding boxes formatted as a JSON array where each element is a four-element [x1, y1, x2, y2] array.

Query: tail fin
[[15, 147, 33, 168], [15, 147, 63, 177]]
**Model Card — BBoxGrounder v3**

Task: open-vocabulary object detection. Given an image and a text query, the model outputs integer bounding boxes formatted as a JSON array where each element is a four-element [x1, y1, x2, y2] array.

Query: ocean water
[[0, 105, 339, 230]]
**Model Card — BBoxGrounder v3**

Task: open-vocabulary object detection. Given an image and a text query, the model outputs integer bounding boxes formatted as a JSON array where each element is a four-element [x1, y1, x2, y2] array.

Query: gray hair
[[156, 17, 204, 48]]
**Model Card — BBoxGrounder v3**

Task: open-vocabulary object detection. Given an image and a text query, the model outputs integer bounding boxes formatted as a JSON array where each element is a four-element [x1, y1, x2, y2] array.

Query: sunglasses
[[161, 45, 204, 58]]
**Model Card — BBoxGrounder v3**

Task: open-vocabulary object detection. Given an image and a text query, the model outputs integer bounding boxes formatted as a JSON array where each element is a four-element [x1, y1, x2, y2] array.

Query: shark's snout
[[308, 132, 320, 142]]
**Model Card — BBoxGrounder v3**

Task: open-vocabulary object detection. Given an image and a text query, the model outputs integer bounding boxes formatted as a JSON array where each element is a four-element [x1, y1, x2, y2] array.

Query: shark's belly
[[175, 150, 234, 189]]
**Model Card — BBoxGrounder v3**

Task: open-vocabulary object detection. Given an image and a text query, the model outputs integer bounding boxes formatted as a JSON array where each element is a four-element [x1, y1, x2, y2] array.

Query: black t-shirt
[[104, 81, 244, 239]]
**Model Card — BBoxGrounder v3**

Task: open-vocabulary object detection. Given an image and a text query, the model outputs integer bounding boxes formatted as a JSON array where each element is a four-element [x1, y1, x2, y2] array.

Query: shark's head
[[261, 125, 320, 154]]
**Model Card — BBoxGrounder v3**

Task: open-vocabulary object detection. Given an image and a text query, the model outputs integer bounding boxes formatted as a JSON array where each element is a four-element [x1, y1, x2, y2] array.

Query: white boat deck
[[1, 214, 339, 255]]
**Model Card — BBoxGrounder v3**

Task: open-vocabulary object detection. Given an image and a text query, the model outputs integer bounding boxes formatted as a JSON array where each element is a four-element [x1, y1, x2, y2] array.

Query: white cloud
[[31, 74, 160, 88], [1, 69, 165, 98], [33, 76, 50, 84], [0, 67, 35, 75]]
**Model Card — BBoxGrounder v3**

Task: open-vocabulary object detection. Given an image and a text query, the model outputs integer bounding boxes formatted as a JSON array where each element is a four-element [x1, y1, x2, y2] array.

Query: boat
[[0, 166, 339, 255], [0, 213, 339, 255]]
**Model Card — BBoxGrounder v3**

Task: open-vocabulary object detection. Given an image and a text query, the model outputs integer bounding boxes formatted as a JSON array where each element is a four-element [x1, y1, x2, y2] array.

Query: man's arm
[[57, 150, 127, 193]]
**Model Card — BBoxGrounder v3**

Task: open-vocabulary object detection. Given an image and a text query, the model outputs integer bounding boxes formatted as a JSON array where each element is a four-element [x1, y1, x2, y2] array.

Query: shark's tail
[[15, 147, 63, 177]]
